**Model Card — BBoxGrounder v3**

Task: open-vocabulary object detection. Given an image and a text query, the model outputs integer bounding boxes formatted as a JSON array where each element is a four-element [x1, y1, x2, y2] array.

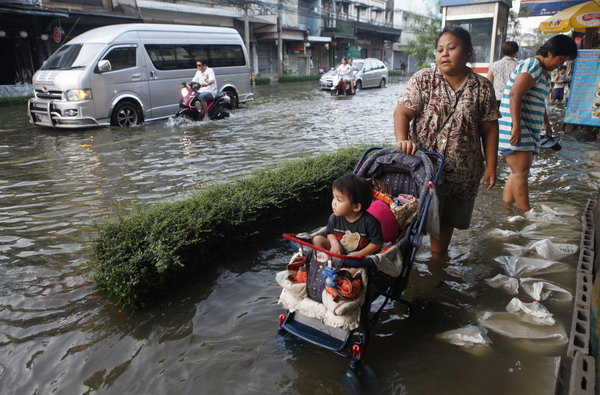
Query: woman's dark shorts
[[438, 194, 476, 230]]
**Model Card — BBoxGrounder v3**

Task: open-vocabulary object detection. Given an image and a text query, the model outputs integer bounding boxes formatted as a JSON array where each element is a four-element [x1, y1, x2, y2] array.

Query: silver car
[[319, 58, 388, 91]]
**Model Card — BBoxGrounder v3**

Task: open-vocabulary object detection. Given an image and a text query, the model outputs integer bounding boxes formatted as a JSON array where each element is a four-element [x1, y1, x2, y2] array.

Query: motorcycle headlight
[[180, 87, 189, 97], [66, 89, 92, 101]]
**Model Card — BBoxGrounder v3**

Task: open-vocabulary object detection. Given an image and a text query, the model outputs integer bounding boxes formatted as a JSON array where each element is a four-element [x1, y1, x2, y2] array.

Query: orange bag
[[325, 270, 362, 301]]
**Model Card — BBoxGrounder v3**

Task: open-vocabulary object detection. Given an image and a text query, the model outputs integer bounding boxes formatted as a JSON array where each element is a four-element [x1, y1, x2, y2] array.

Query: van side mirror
[[98, 60, 112, 73]]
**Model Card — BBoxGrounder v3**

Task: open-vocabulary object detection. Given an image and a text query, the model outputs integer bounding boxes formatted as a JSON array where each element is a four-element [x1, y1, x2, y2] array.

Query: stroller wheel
[[343, 364, 378, 393]]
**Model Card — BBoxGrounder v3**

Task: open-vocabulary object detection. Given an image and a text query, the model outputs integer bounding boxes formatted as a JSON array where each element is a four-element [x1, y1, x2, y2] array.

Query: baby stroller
[[276, 146, 443, 385]]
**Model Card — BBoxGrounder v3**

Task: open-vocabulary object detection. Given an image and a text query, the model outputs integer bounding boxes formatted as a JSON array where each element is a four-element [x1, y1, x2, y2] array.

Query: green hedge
[[254, 77, 271, 85], [0, 96, 31, 106], [278, 74, 321, 83], [92, 146, 366, 309]]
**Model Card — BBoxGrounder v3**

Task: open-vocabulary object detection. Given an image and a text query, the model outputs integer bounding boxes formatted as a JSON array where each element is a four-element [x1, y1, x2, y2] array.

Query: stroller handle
[[282, 233, 373, 268]]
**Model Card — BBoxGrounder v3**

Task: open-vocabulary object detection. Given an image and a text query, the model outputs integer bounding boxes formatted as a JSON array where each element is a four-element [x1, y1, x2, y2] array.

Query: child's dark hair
[[558, 65, 567, 71], [501, 41, 519, 56], [536, 35, 578, 60], [436, 25, 475, 63], [332, 173, 372, 212]]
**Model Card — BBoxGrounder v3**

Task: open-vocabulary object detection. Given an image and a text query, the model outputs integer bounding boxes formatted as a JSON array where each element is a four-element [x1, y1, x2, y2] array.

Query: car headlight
[[66, 89, 92, 101]]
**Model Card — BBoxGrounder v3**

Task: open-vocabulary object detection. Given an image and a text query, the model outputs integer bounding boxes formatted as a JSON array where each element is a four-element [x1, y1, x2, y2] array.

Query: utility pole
[[277, 0, 283, 75], [244, 5, 250, 69]]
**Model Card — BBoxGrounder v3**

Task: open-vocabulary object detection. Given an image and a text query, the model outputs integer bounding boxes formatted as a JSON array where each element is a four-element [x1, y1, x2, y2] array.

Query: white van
[[28, 24, 253, 128]]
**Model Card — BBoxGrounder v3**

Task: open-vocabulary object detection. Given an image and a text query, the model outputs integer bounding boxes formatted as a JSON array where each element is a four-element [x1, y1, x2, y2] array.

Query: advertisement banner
[[564, 50, 600, 127], [520, 0, 588, 16]]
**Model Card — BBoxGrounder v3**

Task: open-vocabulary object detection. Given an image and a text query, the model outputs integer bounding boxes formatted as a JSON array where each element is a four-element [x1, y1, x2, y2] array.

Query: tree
[[407, 11, 442, 69]]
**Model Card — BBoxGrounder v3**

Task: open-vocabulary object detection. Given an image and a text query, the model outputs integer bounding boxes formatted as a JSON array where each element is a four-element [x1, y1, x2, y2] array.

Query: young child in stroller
[[313, 173, 383, 272]]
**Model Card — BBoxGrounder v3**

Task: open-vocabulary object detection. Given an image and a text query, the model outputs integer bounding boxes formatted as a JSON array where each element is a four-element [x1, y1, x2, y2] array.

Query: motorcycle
[[175, 82, 232, 121], [330, 74, 355, 96]]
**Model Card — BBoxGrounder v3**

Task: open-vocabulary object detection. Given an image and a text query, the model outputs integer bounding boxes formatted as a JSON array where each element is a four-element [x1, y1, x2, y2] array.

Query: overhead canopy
[[538, 0, 600, 32], [521, 0, 590, 17]]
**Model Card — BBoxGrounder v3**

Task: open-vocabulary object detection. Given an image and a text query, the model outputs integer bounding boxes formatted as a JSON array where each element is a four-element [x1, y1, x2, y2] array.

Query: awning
[[137, 0, 243, 18], [520, 0, 589, 17], [0, 7, 69, 18], [307, 35, 331, 43]]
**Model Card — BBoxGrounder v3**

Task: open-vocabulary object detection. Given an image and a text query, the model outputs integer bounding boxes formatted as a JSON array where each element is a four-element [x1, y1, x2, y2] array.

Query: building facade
[[0, 0, 413, 87]]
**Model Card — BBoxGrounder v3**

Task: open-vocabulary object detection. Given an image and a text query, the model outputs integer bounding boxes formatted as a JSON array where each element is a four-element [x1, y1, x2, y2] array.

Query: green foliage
[[407, 10, 442, 69], [278, 74, 321, 83], [0, 96, 31, 106], [92, 146, 366, 309], [254, 76, 271, 85]]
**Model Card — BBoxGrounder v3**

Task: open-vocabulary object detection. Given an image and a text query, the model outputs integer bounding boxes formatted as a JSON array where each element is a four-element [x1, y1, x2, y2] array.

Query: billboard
[[520, 0, 589, 17]]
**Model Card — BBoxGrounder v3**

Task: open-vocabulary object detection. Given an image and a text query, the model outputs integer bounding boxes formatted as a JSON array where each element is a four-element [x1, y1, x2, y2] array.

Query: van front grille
[[35, 90, 62, 100]]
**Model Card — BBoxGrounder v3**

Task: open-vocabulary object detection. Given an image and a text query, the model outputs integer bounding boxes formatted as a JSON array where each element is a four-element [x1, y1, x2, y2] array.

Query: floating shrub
[[92, 146, 365, 309]]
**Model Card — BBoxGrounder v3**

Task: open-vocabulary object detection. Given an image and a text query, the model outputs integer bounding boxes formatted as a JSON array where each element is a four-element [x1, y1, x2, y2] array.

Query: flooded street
[[0, 79, 599, 394]]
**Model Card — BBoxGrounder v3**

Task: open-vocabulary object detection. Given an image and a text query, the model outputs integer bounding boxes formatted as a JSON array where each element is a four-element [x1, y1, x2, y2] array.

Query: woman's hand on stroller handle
[[396, 140, 418, 155]]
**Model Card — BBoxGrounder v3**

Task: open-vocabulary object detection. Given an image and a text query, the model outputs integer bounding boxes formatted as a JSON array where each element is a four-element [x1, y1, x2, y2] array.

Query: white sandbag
[[486, 274, 519, 294], [504, 239, 578, 260], [506, 298, 555, 326], [520, 278, 572, 302], [479, 312, 567, 343], [494, 256, 572, 277], [438, 324, 491, 347], [508, 215, 526, 223], [489, 224, 543, 239]]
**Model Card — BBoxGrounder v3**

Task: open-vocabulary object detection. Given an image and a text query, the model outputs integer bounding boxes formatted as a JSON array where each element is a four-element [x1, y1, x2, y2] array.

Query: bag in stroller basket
[[276, 147, 444, 376]]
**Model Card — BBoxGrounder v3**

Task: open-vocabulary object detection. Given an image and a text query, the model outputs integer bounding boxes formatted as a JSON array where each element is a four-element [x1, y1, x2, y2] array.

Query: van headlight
[[66, 89, 92, 101]]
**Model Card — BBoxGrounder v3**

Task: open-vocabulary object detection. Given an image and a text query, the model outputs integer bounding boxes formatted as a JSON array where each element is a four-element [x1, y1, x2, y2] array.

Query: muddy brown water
[[0, 80, 599, 394]]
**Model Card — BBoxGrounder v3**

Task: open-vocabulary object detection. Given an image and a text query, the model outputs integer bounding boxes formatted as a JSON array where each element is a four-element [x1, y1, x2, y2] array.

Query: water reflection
[[0, 80, 598, 393]]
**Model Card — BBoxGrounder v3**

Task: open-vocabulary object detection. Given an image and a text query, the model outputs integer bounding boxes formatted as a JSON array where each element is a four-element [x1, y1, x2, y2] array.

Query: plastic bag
[[485, 274, 572, 302], [520, 279, 572, 302], [505, 298, 555, 326], [438, 324, 492, 347], [504, 238, 578, 260], [494, 255, 572, 277], [479, 312, 567, 343], [425, 183, 440, 239]]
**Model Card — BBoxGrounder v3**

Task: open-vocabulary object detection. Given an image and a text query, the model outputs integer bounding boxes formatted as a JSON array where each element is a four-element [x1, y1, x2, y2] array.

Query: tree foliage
[[407, 11, 442, 70]]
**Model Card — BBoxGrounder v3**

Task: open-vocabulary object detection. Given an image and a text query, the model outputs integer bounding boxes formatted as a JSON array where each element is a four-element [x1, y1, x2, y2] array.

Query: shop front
[[441, 0, 511, 74]]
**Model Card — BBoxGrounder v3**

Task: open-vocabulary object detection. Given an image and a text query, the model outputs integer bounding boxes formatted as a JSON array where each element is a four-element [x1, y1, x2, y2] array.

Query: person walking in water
[[393, 26, 499, 254], [487, 41, 519, 109], [498, 35, 577, 212]]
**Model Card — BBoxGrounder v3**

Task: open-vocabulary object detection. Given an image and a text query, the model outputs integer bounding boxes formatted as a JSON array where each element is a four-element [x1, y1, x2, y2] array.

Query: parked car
[[319, 58, 388, 91]]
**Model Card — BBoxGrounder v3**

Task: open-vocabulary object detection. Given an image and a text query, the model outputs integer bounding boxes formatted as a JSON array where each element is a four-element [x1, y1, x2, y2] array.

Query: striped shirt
[[498, 57, 550, 154]]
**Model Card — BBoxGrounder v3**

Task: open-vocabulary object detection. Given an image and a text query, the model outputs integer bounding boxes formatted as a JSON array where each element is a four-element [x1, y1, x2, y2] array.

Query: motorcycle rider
[[348, 57, 358, 94], [334, 56, 352, 95], [192, 59, 217, 121]]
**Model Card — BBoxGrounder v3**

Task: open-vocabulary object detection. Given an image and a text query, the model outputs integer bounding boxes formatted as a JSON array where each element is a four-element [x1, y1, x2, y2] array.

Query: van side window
[[208, 45, 246, 67], [145, 44, 194, 70], [102, 47, 137, 71], [145, 44, 245, 70]]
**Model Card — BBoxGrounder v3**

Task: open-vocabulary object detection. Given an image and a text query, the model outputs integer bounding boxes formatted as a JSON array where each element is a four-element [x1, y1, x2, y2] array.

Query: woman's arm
[[508, 73, 536, 146], [480, 120, 499, 190], [393, 104, 418, 155]]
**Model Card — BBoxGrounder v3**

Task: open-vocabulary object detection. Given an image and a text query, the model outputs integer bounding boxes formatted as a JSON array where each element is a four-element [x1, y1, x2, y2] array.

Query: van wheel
[[111, 102, 141, 127], [379, 78, 386, 88], [225, 91, 239, 109]]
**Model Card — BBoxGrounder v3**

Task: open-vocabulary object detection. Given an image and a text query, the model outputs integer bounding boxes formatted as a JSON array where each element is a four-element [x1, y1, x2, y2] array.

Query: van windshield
[[41, 44, 104, 70]]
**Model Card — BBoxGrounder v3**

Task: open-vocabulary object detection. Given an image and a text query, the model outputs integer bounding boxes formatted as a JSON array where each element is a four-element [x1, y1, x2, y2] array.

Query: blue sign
[[564, 50, 600, 127], [520, 0, 589, 17]]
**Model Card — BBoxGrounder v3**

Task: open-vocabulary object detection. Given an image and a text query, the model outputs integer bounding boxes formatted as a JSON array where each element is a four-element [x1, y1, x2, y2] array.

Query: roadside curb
[[556, 196, 597, 394]]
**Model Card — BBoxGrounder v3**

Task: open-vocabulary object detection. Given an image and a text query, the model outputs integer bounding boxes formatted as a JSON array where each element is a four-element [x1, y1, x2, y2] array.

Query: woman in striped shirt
[[499, 35, 577, 211]]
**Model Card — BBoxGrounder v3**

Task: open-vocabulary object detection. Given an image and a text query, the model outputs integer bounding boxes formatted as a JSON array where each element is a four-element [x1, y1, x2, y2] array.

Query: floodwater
[[0, 79, 599, 394]]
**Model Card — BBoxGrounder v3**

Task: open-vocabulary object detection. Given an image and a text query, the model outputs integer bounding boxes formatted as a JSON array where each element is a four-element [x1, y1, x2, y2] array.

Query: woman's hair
[[436, 25, 475, 63], [536, 35, 578, 60], [502, 41, 519, 56], [332, 173, 372, 211]]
